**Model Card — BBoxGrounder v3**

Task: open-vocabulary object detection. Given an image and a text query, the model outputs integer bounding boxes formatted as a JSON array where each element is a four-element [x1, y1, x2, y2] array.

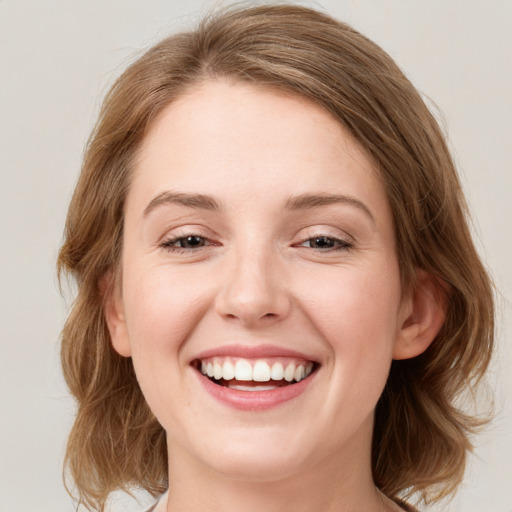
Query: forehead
[[128, 79, 389, 219]]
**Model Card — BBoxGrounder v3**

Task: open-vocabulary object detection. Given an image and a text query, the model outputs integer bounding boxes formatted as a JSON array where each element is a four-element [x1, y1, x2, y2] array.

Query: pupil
[[313, 236, 333, 248], [183, 236, 204, 248]]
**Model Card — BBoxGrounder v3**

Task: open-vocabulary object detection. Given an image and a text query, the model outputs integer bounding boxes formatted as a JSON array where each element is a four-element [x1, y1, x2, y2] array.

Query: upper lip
[[191, 344, 319, 363]]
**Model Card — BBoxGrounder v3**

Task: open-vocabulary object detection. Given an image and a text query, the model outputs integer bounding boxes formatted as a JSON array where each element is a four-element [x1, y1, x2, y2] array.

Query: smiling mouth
[[192, 357, 319, 391]]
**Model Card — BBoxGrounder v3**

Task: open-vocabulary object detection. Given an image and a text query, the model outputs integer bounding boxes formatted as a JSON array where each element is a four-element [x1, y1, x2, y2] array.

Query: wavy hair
[[57, 4, 494, 511]]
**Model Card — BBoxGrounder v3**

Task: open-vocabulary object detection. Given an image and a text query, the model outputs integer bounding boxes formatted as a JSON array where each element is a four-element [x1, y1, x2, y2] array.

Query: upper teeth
[[200, 358, 314, 383]]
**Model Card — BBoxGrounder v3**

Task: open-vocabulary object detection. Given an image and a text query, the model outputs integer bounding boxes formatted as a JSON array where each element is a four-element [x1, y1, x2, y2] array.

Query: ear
[[393, 269, 447, 360], [100, 271, 132, 357]]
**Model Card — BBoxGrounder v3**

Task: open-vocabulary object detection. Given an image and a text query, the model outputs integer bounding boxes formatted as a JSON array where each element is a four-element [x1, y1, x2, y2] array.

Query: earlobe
[[100, 272, 132, 358], [393, 269, 448, 360]]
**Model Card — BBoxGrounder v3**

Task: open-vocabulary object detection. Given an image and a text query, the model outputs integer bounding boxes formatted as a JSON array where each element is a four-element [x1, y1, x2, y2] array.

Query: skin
[[106, 80, 444, 512]]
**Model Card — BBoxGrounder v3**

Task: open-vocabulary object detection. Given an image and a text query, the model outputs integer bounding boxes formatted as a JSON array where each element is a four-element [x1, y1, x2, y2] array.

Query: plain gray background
[[0, 1, 510, 511]]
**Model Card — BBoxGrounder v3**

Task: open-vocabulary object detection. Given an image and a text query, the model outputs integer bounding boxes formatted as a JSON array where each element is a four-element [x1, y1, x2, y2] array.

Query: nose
[[215, 246, 291, 327]]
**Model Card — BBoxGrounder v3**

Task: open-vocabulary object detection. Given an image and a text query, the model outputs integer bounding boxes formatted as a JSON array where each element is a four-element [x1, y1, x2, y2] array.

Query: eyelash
[[160, 234, 216, 253], [160, 234, 353, 253], [297, 235, 353, 252]]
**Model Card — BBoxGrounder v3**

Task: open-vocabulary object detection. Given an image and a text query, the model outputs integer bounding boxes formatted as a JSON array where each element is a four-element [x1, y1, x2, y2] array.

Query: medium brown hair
[[58, 4, 494, 511]]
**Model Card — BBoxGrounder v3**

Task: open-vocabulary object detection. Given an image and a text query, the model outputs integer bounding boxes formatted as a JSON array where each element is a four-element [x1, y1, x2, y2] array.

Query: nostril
[[214, 273, 292, 325]]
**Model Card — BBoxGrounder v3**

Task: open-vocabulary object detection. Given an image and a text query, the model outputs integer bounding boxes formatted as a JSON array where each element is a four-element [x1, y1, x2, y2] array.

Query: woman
[[57, 4, 494, 512]]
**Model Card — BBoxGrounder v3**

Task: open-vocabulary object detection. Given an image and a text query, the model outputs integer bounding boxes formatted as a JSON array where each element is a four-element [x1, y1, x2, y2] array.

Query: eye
[[161, 235, 212, 251], [300, 235, 353, 251]]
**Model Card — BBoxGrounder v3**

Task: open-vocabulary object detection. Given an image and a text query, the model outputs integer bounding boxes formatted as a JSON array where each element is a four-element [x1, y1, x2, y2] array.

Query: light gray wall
[[0, 1, 510, 511]]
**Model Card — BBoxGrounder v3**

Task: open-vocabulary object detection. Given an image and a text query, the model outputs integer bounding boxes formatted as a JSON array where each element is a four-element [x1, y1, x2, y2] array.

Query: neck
[[164, 420, 398, 512]]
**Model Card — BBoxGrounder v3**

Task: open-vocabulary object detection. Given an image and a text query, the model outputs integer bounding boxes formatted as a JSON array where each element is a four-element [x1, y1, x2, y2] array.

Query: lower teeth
[[228, 383, 279, 391], [210, 377, 292, 390]]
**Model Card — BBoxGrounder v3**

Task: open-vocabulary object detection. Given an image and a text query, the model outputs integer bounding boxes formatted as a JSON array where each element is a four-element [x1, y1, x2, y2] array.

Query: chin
[[173, 421, 317, 483], [204, 446, 309, 483]]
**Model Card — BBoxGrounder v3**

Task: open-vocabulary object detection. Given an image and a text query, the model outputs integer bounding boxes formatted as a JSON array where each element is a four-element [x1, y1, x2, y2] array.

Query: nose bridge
[[216, 236, 290, 325]]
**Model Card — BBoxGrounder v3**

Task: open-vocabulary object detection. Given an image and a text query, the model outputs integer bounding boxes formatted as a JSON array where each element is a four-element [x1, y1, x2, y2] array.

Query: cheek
[[297, 260, 402, 374], [305, 261, 400, 326], [120, 265, 216, 423], [122, 265, 213, 360], [281, 259, 404, 438]]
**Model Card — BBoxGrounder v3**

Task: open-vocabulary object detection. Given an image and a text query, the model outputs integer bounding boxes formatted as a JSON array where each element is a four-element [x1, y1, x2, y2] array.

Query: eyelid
[[292, 226, 356, 254], [157, 224, 222, 253], [157, 224, 218, 243], [161, 234, 209, 247], [298, 236, 353, 251], [296, 225, 354, 243]]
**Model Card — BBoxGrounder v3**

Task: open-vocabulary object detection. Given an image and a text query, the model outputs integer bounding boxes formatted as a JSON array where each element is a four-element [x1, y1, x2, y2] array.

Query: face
[[107, 80, 415, 482]]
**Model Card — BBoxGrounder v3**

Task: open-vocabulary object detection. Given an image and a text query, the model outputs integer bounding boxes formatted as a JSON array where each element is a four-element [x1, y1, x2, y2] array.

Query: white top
[[145, 491, 168, 512]]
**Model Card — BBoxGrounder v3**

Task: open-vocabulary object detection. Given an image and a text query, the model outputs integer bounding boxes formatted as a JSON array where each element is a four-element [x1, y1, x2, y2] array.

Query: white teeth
[[228, 383, 278, 392], [284, 364, 295, 382], [253, 361, 271, 382], [199, 358, 315, 385], [222, 361, 235, 380], [271, 362, 284, 380], [234, 360, 253, 381], [213, 361, 223, 380]]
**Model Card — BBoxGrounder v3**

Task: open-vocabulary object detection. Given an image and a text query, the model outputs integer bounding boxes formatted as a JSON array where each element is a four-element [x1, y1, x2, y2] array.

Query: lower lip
[[194, 370, 316, 411]]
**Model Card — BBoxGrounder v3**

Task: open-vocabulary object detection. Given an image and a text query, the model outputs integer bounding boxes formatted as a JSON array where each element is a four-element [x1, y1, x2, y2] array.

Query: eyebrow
[[143, 191, 220, 216], [284, 193, 375, 223], [143, 191, 374, 223]]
